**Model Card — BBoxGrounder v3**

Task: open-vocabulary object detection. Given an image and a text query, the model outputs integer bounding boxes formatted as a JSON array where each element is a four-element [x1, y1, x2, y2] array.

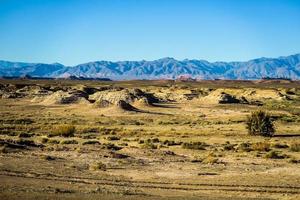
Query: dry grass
[[49, 125, 76, 137]]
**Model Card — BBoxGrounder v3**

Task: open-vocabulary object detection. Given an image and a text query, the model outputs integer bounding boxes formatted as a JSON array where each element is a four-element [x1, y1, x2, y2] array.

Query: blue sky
[[0, 0, 300, 65]]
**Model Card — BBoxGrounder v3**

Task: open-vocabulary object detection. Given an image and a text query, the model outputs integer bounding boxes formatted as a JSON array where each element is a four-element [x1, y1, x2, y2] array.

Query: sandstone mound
[[201, 88, 291, 104], [89, 89, 135, 104], [202, 90, 242, 104], [1, 84, 51, 99], [93, 100, 112, 108], [40, 90, 90, 105], [241, 89, 289, 101], [218, 92, 241, 104], [133, 97, 153, 107], [89, 88, 158, 106]]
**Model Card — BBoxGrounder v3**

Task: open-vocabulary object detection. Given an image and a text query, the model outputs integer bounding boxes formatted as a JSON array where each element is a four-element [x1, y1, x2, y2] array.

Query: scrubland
[[0, 79, 299, 200]]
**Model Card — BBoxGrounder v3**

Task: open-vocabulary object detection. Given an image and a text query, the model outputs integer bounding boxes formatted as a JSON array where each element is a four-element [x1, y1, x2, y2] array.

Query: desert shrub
[[106, 136, 120, 141], [13, 118, 34, 125], [246, 110, 275, 137], [82, 140, 100, 145], [222, 143, 236, 151], [145, 138, 160, 143], [252, 142, 271, 152], [17, 139, 36, 146], [49, 125, 76, 137], [42, 155, 56, 161], [47, 139, 60, 144], [279, 115, 299, 123], [41, 137, 49, 144], [265, 151, 288, 159], [110, 152, 129, 159], [81, 134, 97, 139], [162, 140, 182, 146], [182, 142, 208, 150], [142, 142, 157, 149], [288, 158, 300, 164], [138, 139, 145, 144], [202, 153, 219, 164], [89, 162, 107, 171], [18, 132, 34, 138], [60, 139, 78, 145], [80, 127, 99, 134], [290, 143, 300, 152], [237, 142, 252, 152], [118, 142, 128, 146], [272, 143, 289, 149], [102, 143, 122, 151]]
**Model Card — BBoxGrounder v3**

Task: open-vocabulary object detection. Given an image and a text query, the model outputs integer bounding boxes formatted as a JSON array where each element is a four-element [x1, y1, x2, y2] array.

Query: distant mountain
[[1, 54, 300, 80]]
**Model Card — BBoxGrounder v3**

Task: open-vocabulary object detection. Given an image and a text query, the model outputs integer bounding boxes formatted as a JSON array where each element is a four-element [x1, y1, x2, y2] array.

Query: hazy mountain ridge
[[1, 54, 300, 80]]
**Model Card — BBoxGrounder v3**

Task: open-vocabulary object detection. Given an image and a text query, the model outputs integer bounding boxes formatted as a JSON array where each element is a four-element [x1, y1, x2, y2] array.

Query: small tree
[[246, 110, 275, 137]]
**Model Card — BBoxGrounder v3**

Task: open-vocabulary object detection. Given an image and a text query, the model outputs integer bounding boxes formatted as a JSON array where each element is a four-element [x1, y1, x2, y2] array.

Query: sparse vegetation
[[106, 135, 120, 141], [289, 143, 300, 152], [252, 142, 271, 152], [60, 139, 78, 145], [82, 140, 100, 145], [246, 110, 275, 137], [0, 80, 299, 199], [89, 162, 107, 171], [182, 142, 208, 150], [49, 125, 76, 137], [265, 151, 288, 159], [18, 132, 34, 138]]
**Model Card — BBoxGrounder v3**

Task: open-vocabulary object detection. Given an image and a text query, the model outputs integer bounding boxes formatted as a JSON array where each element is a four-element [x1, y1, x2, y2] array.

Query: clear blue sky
[[0, 0, 300, 65]]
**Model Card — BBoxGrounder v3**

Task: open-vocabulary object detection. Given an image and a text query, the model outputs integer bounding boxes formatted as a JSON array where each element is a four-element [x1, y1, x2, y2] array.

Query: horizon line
[[1, 53, 300, 67]]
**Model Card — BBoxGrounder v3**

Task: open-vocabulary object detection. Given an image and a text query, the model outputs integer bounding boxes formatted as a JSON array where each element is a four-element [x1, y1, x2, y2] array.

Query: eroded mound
[[133, 97, 153, 107], [116, 100, 139, 111], [89, 88, 159, 106], [38, 90, 90, 105]]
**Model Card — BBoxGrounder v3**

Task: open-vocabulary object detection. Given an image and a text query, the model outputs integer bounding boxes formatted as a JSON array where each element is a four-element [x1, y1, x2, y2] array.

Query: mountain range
[[1, 54, 300, 80]]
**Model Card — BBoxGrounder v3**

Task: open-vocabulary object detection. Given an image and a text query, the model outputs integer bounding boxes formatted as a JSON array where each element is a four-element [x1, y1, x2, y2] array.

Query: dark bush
[[246, 110, 275, 137]]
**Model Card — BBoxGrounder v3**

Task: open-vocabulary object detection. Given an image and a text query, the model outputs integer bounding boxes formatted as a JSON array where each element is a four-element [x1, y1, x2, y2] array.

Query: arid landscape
[[0, 79, 299, 200]]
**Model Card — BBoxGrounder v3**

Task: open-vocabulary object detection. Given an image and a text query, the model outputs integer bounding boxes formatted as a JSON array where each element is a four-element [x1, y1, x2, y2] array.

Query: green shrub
[[49, 125, 76, 137], [246, 110, 275, 137]]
